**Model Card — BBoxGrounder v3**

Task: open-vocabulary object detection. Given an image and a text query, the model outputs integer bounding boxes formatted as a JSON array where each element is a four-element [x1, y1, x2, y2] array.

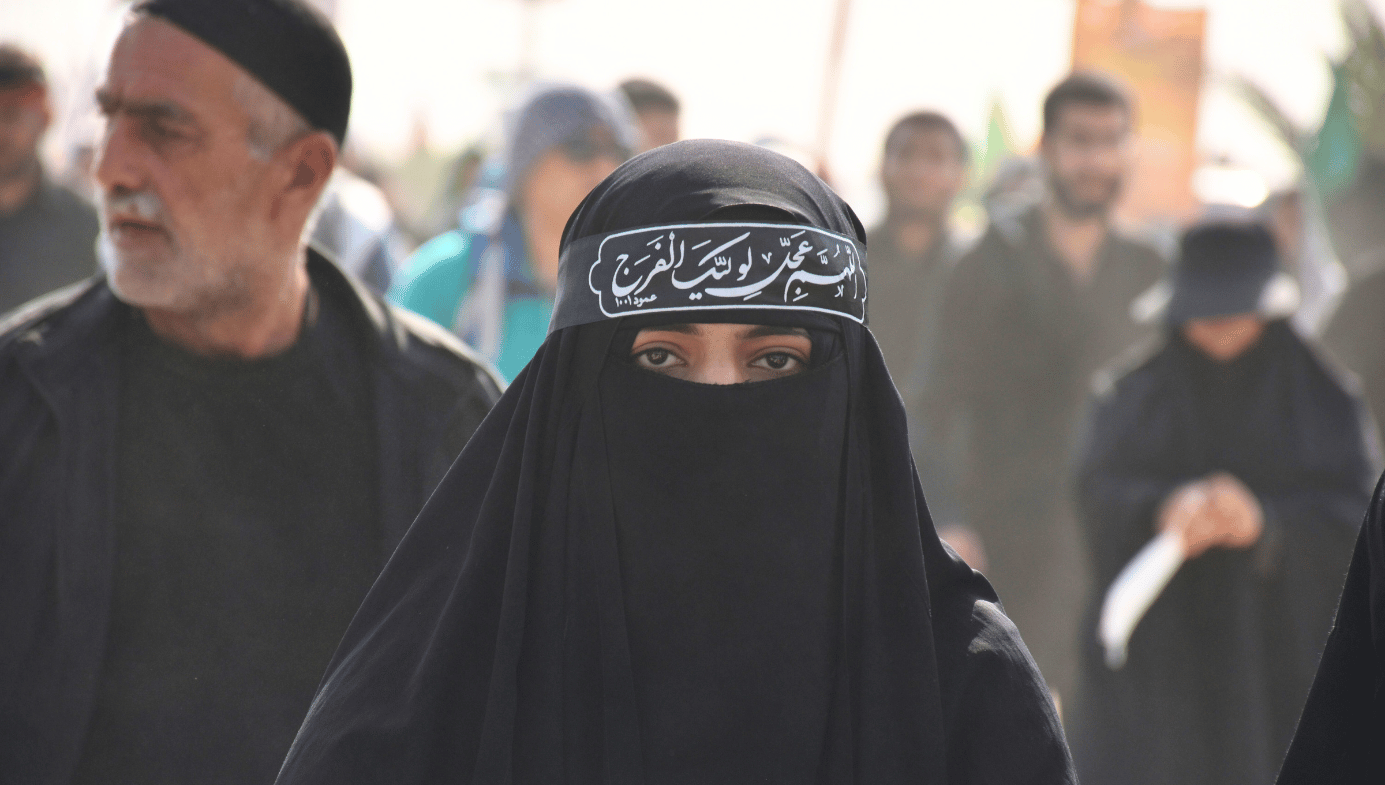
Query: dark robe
[[275, 140, 1074, 785], [1324, 265, 1385, 449], [926, 205, 1164, 700], [1277, 471, 1385, 785], [0, 251, 503, 785], [1069, 322, 1377, 785]]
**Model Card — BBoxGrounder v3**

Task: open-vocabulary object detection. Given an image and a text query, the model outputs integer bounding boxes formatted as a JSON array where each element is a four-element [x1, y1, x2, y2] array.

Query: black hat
[[1132, 221, 1299, 325], [133, 0, 352, 145]]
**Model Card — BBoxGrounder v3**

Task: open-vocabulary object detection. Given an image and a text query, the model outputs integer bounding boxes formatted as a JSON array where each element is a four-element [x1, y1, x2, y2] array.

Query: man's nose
[[93, 116, 144, 196]]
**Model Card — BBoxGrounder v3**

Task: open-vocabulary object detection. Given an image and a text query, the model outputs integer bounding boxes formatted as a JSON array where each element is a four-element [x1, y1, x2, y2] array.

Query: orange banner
[[1072, 0, 1206, 223]]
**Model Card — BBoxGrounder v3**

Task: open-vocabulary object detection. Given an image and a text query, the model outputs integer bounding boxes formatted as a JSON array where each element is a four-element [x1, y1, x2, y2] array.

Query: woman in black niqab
[[276, 140, 1073, 785]]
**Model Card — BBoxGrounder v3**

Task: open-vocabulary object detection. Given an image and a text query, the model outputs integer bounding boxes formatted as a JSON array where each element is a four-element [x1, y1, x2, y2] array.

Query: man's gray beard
[[100, 189, 174, 305]]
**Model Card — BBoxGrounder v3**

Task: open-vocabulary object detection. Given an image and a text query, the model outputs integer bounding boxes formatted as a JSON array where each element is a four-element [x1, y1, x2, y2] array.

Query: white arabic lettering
[[670, 232, 748, 289]]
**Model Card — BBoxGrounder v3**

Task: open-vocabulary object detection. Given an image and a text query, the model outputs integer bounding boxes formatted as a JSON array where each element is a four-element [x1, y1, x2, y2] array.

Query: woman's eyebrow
[[643, 323, 698, 335], [744, 326, 810, 339]]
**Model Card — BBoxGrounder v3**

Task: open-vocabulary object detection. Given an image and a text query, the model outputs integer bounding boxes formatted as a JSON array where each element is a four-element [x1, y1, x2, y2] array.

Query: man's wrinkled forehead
[[101, 16, 247, 126]]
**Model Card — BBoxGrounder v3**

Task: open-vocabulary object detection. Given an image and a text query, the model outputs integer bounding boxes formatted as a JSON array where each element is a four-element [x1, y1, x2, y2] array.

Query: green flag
[[976, 97, 1015, 181], [1306, 63, 1361, 195]]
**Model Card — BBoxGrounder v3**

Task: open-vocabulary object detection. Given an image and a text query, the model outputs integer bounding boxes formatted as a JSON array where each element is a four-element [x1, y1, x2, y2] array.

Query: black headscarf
[[276, 140, 1073, 785]]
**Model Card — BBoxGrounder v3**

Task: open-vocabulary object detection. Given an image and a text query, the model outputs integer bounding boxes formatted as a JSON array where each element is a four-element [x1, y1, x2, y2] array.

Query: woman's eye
[[753, 351, 804, 373], [636, 348, 676, 367]]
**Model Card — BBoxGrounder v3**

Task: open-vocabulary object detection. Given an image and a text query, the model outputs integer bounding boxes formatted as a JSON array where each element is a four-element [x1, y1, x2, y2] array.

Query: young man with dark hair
[[1041, 71, 1132, 145], [618, 77, 680, 152], [867, 110, 971, 553], [0, 44, 99, 313], [925, 71, 1164, 706]]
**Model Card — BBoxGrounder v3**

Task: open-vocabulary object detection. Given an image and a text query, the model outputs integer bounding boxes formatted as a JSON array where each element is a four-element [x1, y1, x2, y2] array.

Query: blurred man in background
[[0, 44, 99, 314], [1070, 221, 1373, 785], [619, 77, 680, 153], [866, 110, 974, 560], [389, 84, 634, 381], [869, 111, 966, 395], [0, 2, 501, 782], [927, 71, 1165, 705]]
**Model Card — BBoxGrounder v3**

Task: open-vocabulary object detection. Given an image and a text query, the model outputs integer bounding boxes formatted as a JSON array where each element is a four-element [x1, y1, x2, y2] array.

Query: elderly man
[[0, 1, 502, 783], [0, 44, 99, 313]]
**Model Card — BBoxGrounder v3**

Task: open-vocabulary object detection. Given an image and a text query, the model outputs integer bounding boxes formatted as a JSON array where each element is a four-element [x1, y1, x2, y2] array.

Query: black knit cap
[[133, 0, 352, 145]]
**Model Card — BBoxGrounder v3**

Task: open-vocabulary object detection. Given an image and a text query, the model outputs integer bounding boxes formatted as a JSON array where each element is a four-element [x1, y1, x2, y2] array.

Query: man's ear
[[277, 130, 336, 215]]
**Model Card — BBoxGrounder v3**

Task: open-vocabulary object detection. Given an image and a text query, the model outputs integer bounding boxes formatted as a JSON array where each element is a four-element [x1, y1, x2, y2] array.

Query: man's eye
[[144, 121, 178, 141]]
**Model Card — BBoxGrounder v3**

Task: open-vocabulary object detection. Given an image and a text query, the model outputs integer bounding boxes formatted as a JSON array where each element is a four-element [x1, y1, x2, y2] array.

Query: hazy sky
[[0, 0, 1368, 221]]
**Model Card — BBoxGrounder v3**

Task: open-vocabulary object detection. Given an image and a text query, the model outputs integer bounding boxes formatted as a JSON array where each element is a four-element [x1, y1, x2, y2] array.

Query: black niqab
[[602, 356, 844, 782], [276, 140, 1072, 785]]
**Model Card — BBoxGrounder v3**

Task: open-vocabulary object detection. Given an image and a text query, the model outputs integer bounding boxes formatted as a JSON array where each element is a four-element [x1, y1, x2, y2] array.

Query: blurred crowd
[[8, 1, 1385, 782]]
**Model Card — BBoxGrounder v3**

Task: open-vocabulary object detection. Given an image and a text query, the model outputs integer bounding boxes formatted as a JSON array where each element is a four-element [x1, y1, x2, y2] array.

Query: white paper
[[1098, 529, 1187, 670]]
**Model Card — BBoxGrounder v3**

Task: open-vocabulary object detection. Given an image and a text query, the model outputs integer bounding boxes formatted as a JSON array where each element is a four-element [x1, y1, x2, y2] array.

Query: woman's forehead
[[634, 323, 810, 338]]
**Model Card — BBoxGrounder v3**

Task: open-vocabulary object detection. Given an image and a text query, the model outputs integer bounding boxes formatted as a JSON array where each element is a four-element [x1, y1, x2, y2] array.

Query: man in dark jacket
[[866, 110, 972, 556], [0, 44, 99, 313], [867, 110, 967, 388], [927, 71, 1165, 702], [0, 2, 502, 783], [1069, 221, 1376, 785]]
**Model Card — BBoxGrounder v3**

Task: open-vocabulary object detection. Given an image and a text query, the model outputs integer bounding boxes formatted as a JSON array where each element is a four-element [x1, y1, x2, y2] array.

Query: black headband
[[135, 0, 352, 145], [549, 222, 868, 333]]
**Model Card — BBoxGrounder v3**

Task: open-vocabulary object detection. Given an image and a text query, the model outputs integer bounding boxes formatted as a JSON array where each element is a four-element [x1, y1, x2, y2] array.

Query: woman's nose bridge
[[696, 342, 746, 385]]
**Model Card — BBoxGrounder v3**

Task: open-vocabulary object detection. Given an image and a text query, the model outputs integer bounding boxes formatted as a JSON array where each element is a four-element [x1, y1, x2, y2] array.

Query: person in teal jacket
[[389, 84, 635, 381]]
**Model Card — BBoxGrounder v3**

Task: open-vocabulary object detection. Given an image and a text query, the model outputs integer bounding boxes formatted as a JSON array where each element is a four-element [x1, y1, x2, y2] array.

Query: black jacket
[[0, 251, 503, 785]]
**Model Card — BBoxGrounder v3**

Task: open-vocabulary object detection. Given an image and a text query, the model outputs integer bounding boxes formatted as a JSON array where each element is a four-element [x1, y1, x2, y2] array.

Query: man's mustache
[[102, 189, 166, 223]]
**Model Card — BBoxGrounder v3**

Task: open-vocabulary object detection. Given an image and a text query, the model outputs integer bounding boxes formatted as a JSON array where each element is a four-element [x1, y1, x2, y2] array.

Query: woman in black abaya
[[276, 140, 1072, 785]]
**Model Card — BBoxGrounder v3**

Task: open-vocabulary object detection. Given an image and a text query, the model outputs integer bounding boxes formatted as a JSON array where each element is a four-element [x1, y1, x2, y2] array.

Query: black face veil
[[276, 140, 1072, 785]]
